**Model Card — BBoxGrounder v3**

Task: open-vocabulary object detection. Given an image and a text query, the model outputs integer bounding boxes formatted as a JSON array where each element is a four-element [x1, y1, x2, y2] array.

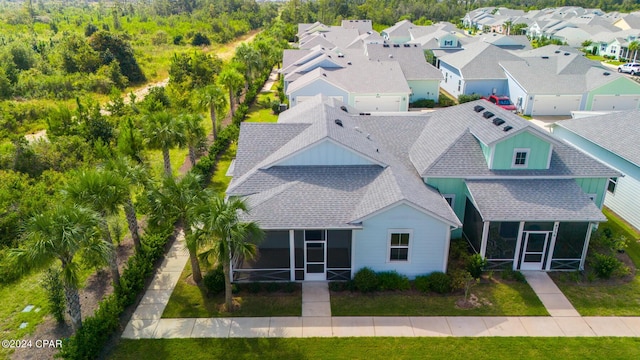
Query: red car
[[483, 95, 516, 112]]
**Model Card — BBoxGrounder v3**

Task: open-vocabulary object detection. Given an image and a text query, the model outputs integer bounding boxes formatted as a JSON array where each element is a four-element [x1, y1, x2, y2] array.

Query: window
[[443, 194, 455, 209], [512, 148, 530, 168], [457, 80, 461, 92], [388, 230, 411, 262], [607, 177, 618, 194], [444, 40, 453, 46], [610, 46, 617, 54]]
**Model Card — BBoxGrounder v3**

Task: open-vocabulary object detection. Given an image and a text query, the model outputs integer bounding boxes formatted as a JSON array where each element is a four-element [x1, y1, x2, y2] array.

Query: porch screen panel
[[294, 230, 304, 280], [485, 222, 519, 269], [463, 198, 483, 253], [551, 222, 589, 270], [240, 230, 290, 269], [327, 230, 351, 280]]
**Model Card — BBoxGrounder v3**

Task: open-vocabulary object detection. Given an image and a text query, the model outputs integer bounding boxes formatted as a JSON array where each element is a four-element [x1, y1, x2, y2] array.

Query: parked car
[[482, 95, 516, 111], [617, 63, 640, 75]]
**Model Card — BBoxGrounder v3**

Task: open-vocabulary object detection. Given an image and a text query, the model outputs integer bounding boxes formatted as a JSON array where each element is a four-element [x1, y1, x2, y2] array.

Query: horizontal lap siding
[[353, 204, 450, 278]]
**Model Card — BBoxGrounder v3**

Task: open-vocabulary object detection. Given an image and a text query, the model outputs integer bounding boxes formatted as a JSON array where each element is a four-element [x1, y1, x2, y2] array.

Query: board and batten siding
[[425, 177, 467, 238], [553, 126, 640, 229], [275, 140, 375, 166], [585, 77, 640, 111], [492, 131, 551, 170], [352, 203, 450, 278]]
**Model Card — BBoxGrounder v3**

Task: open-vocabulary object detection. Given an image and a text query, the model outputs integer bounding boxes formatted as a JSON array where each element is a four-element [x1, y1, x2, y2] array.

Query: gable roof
[[341, 19, 373, 34], [553, 110, 640, 167], [364, 43, 443, 80], [382, 20, 416, 38], [438, 42, 523, 79]]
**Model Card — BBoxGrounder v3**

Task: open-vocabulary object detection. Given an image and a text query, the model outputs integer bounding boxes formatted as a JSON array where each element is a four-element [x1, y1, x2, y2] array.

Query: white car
[[617, 63, 640, 75]]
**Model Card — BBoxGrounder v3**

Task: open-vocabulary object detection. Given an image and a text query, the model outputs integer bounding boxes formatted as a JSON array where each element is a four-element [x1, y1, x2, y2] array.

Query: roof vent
[[393, 44, 400, 47], [482, 111, 495, 119], [359, 113, 365, 115], [334, 119, 343, 127], [473, 105, 485, 112], [564, 52, 570, 55], [603, 72, 610, 76], [383, 44, 390, 48], [404, 44, 410, 47], [322, 73, 327, 77], [340, 105, 348, 112], [389, 54, 393, 58], [541, 56, 549, 59], [503, 125, 513, 132], [414, 44, 418, 47], [366, 134, 371, 140], [347, 62, 352, 65], [554, 50, 560, 53], [492, 118, 505, 126], [354, 126, 362, 133]]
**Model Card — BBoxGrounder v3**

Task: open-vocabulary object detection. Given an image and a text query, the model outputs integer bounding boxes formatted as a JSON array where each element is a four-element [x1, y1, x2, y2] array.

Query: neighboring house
[[501, 46, 640, 115], [340, 19, 373, 34], [226, 95, 617, 281], [551, 111, 640, 230], [438, 42, 523, 98], [364, 43, 443, 103], [381, 20, 416, 43], [613, 14, 640, 30]]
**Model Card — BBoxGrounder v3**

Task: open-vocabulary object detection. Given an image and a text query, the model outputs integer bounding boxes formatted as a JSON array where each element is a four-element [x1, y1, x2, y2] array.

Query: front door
[[305, 241, 326, 281], [520, 231, 550, 270]]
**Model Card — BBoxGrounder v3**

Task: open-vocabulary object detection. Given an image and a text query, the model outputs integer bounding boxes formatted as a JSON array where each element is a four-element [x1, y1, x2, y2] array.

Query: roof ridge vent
[[503, 125, 513, 132], [482, 111, 495, 119], [473, 105, 485, 112], [334, 119, 343, 127], [492, 118, 505, 126]]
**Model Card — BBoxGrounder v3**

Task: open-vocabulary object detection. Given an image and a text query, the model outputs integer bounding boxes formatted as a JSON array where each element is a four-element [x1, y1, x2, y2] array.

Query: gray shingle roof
[[465, 179, 606, 222], [554, 110, 640, 167], [438, 42, 523, 79], [364, 43, 443, 80]]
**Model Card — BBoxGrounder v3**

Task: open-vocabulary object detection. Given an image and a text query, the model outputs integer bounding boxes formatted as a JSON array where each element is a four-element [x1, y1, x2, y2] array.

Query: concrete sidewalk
[[523, 271, 580, 317]]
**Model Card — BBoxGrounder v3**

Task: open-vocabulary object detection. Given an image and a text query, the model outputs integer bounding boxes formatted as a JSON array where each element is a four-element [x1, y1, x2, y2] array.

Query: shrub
[[458, 94, 482, 103], [266, 282, 280, 293], [203, 266, 225, 295], [438, 94, 456, 107], [501, 269, 527, 283], [411, 98, 435, 108], [283, 282, 297, 293], [427, 272, 451, 294], [591, 253, 625, 279], [467, 253, 487, 279], [329, 281, 346, 292], [191, 32, 211, 46], [41, 267, 66, 324], [377, 271, 410, 291], [414, 275, 431, 293], [247, 282, 262, 293], [353, 267, 379, 292]]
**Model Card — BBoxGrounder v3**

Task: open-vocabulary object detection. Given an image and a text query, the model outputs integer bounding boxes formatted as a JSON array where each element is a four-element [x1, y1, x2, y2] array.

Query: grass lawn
[[209, 141, 237, 196], [161, 262, 301, 318], [109, 338, 640, 360], [331, 278, 547, 316], [245, 92, 279, 123], [552, 209, 640, 316]]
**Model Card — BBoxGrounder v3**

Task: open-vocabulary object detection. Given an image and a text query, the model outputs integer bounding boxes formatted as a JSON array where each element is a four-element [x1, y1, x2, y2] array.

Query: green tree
[[12, 204, 110, 330], [89, 31, 145, 84], [217, 68, 244, 118], [195, 84, 227, 140], [147, 173, 205, 282], [628, 40, 640, 62], [234, 43, 263, 94], [143, 111, 186, 177], [197, 196, 263, 311], [63, 169, 129, 286], [181, 114, 206, 168]]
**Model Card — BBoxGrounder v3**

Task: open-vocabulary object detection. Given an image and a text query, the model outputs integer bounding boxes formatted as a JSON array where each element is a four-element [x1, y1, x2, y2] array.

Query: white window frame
[[512, 148, 530, 168], [443, 194, 455, 209], [387, 229, 412, 263], [607, 177, 618, 194]]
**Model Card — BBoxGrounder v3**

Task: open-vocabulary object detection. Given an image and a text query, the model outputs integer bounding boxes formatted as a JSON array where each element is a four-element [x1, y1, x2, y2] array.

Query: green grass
[[245, 92, 278, 123], [552, 209, 640, 316], [161, 262, 301, 318], [209, 141, 237, 196], [109, 338, 640, 360], [331, 279, 547, 316]]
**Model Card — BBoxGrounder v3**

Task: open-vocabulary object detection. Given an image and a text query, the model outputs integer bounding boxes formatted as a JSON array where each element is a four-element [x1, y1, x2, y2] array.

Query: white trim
[[513, 221, 525, 270], [488, 145, 495, 168], [520, 231, 551, 271], [351, 229, 356, 279], [599, 179, 608, 210], [580, 223, 594, 270], [546, 222, 559, 271], [304, 230, 327, 281], [386, 229, 413, 263], [443, 228, 452, 273], [435, 175, 620, 180], [546, 144, 553, 169], [607, 177, 618, 194], [480, 222, 489, 257], [351, 200, 461, 228], [289, 230, 295, 281], [442, 194, 456, 209], [512, 148, 530, 168]]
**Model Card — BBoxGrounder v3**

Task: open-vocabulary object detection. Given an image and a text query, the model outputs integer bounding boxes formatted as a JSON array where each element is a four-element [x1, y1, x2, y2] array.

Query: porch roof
[[465, 179, 606, 222]]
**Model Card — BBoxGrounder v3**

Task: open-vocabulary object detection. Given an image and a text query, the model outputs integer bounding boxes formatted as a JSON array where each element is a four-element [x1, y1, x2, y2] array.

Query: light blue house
[[227, 95, 618, 281], [551, 111, 640, 230]]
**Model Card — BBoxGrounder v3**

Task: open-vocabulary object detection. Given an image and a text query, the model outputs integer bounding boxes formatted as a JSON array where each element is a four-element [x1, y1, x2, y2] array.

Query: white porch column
[[580, 223, 594, 270], [513, 221, 525, 270], [289, 230, 295, 281], [480, 221, 489, 257], [546, 222, 560, 271]]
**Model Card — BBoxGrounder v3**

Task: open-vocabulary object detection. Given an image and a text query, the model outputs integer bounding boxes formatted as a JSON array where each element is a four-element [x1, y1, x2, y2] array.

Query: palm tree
[[13, 205, 110, 330], [104, 155, 149, 251], [181, 114, 206, 168], [629, 40, 640, 62], [63, 169, 129, 286], [143, 111, 186, 177], [195, 84, 227, 141], [197, 196, 263, 311], [147, 173, 205, 282], [217, 68, 244, 118], [234, 43, 263, 94]]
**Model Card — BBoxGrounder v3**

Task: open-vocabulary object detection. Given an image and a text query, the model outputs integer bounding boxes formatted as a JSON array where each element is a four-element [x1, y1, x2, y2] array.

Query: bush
[[247, 282, 262, 293], [414, 275, 431, 293], [467, 253, 487, 279], [426, 272, 451, 294], [265, 282, 280, 293], [283, 282, 297, 293], [591, 253, 625, 279], [458, 94, 482, 103], [501, 269, 527, 283], [438, 94, 456, 107], [353, 267, 379, 292], [411, 98, 435, 108], [41, 268, 66, 324], [191, 32, 211, 46], [377, 271, 410, 291], [203, 266, 225, 295]]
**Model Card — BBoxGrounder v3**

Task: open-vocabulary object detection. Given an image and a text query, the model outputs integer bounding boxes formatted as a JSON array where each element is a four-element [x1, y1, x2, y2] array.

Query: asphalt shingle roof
[[465, 179, 606, 221], [364, 43, 443, 80], [438, 42, 523, 79], [554, 110, 640, 167]]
